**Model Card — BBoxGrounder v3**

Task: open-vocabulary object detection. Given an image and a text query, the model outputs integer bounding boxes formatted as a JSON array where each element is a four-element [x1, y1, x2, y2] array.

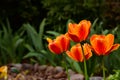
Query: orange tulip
[[66, 43, 92, 62], [47, 35, 70, 54], [67, 20, 91, 42], [90, 34, 120, 55]]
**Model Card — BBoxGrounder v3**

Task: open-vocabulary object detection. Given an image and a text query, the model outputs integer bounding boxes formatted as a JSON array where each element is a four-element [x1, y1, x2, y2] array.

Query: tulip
[[67, 20, 91, 42], [66, 43, 92, 62], [90, 34, 120, 55], [47, 35, 70, 54], [0, 66, 7, 80]]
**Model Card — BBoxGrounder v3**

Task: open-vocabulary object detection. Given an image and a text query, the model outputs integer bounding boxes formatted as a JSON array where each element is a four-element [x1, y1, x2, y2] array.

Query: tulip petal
[[71, 44, 81, 61], [48, 43, 62, 54], [66, 44, 83, 62], [90, 35, 107, 55], [68, 23, 80, 42], [66, 51, 79, 62], [110, 44, 120, 52], [59, 35, 70, 51], [68, 23, 77, 33], [78, 20, 91, 41], [71, 44, 83, 62], [105, 34, 114, 53], [90, 34, 98, 42], [106, 44, 120, 55], [47, 34, 70, 54], [46, 38, 53, 43], [83, 43, 92, 60], [68, 33, 81, 42], [67, 20, 91, 42]]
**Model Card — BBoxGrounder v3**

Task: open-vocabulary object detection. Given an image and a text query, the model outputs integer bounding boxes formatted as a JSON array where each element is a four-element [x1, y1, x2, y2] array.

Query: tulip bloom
[[66, 43, 92, 62], [67, 20, 91, 42], [0, 66, 7, 79], [90, 34, 120, 55], [47, 35, 70, 54]]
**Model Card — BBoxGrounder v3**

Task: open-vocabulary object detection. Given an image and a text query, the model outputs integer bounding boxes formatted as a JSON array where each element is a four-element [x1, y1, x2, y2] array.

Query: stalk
[[80, 44, 89, 80], [63, 54, 70, 80], [102, 56, 106, 80]]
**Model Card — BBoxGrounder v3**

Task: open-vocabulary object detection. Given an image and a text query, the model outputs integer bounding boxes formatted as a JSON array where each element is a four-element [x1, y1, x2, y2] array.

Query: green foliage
[[90, 18, 109, 35], [66, 57, 83, 74], [23, 19, 46, 51], [23, 19, 57, 65], [42, 0, 106, 33], [107, 70, 120, 80], [0, 19, 25, 64]]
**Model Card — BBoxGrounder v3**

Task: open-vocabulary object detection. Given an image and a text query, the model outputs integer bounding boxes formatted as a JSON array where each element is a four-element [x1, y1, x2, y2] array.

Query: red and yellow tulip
[[66, 43, 92, 62], [47, 35, 70, 54], [66, 20, 91, 42], [90, 34, 120, 55]]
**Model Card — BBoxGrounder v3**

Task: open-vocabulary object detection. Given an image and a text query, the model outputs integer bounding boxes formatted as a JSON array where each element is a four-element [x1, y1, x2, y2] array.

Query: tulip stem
[[80, 43, 89, 80], [102, 56, 106, 80], [63, 54, 70, 80], [65, 62, 70, 80], [83, 58, 89, 80]]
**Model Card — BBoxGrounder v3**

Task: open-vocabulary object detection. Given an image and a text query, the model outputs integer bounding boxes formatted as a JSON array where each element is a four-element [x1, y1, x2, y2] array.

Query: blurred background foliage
[[0, 0, 120, 77], [0, 0, 120, 32]]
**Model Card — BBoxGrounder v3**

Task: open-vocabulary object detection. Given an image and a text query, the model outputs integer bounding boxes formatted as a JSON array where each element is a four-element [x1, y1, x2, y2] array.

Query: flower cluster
[[47, 19, 120, 79], [47, 20, 120, 62]]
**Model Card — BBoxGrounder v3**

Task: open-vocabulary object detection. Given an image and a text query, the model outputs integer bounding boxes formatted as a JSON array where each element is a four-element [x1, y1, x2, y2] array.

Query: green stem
[[65, 62, 70, 80], [83, 58, 88, 80], [80, 44, 89, 80], [63, 54, 70, 80], [102, 56, 106, 80]]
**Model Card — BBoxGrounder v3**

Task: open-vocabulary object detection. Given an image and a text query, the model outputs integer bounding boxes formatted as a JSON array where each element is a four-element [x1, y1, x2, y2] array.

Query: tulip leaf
[[73, 61, 83, 73], [38, 18, 46, 50], [23, 52, 44, 59], [24, 44, 35, 52], [102, 29, 109, 35], [66, 57, 82, 73], [46, 31, 61, 37], [92, 18, 99, 28]]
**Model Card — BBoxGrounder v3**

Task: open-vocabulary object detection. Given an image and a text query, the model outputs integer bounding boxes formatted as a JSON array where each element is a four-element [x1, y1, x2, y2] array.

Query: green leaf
[[46, 31, 61, 37], [66, 57, 82, 73], [23, 23, 42, 51], [72, 61, 82, 73], [14, 38, 24, 49], [107, 70, 120, 80], [102, 29, 109, 35], [23, 52, 44, 59], [112, 26, 118, 34], [24, 44, 35, 52], [39, 18, 46, 50], [6, 18, 12, 34], [92, 18, 99, 28], [40, 50, 56, 66]]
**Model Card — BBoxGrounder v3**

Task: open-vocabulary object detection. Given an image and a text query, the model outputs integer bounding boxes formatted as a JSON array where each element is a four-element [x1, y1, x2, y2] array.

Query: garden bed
[[0, 63, 103, 80]]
